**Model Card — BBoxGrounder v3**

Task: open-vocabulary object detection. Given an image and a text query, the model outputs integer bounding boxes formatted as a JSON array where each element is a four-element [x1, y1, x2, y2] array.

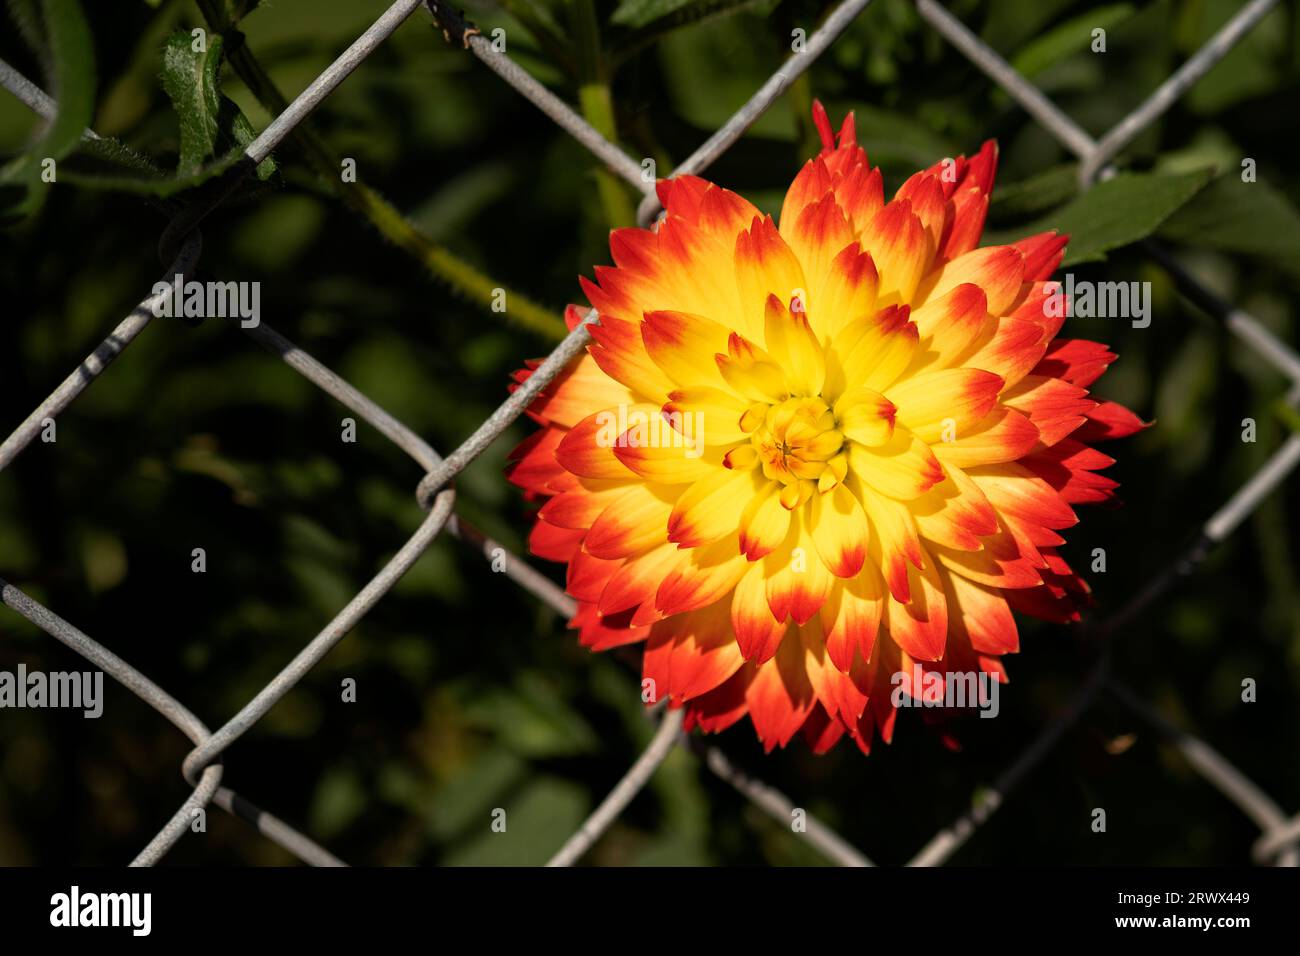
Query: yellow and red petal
[[908, 282, 990, 370], [849, 426, 945, 500], [645, 598, 745, 701], [584, 483, 679, 559], [895, 171, 948, 250], [809, 482, 869, 577], [945, 571, 1019, 655], [779, 158, 833, 239], [1023, 440, 1119, 504], [656, 535, 749, 616], [968, 462, 1077, 533], [642, 310, 732, 389], [885, 543, 949, 661], [1012, 230, 1069, 281], [1001, 374, 1098, 448], [765, 512, 832, 625], [734, 215, 807, 341], [938, 185, 989, 263], [860, 487, 924, 602], [611, 426, 719, 483], [888, 367, 1003, 444], [784, 192, 856, 320], [763, 293, 826, 396], [745, 629, 816, 751], [732, 561, 787, 663], [1033, 338, 1117, 387], [919, 244, 1025, 316], [813, 241, 879, 343], [931, 406, 1040, 468], [663, 386, 751, 446], [819, 565, 884, 672], [555, 410, 639, 480], [911, 462, 999, 552], [860, 199, 931, 303], [1075, 400, 1150, 442], [738, 481, 793, 560], [832, 304, 919, 398], [681, 665, 754, 734], [833, 386, 897, 447], [582, 307, 676, 401], [517, 353, 636, 429], [596, 542, 686, 617], [667, 466, 761, 547], [836, 161, 885, 236]]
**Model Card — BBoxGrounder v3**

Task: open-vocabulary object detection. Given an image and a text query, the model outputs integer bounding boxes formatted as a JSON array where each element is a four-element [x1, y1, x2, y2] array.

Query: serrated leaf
[[160, 29, 276, 181], [161, 30, 224, 177], [986, 169, 1214, 265]]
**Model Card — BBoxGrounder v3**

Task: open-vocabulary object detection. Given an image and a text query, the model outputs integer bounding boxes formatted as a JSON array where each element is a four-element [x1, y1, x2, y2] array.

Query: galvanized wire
[[0, 0, 1297, 869]]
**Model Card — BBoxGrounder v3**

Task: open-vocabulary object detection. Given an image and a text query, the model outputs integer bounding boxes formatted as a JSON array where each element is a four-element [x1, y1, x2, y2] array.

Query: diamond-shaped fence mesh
[[1, 0, 1297, 867]]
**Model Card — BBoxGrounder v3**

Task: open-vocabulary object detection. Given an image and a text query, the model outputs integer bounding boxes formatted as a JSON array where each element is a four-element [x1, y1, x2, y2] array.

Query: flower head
[[509, 103, 1144, 754]]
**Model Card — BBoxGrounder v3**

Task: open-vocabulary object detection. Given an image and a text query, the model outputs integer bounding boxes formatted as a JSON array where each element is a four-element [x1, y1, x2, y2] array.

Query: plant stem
[[571, 0, 636, 230]]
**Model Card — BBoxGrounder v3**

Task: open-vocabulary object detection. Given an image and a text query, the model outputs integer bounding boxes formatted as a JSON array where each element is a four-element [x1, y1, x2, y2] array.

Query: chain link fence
[[1, 0, 1297, 867]]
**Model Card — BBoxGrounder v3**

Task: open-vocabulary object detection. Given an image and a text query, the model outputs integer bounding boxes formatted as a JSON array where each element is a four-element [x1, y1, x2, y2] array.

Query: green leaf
[[1009, 5, 1136, 78], [34, 0, 95, 163], [611, 0, 695, 29], [986, 169, 1214, 265], [462, 672, 599, 758], [610, 0, 772, 59], [0, 0, 96, 212], [160, 30, 224, 177], [1158, 174, 1300, 267], [441, 776, 589, 866], [988, 164, 1080, 222], [160, 29, 276, 180]]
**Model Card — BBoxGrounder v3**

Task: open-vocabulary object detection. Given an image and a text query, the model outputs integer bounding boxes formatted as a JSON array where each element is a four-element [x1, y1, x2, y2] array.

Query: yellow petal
[[763, 293, 825, 397], [833, 386, 896, 447]]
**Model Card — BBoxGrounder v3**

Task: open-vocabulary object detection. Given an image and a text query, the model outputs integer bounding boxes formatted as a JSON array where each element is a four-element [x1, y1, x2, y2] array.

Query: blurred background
[[0, 0, 1297, 865]]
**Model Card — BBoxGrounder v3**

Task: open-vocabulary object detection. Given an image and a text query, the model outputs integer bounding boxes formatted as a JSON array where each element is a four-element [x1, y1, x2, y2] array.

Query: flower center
[[749, 397, 847, 507]]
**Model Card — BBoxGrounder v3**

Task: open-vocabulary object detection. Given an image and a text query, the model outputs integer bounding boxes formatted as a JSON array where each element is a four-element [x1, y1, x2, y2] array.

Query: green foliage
[[0, 0, 94, 215], [159, 29, 275, 181], [989, 169, 1215, 265], [1008, 4, 1136, 78], [1159, 174, 1300, 276]]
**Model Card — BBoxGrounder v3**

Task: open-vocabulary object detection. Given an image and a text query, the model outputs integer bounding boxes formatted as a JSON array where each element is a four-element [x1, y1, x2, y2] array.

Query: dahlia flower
[[508, 103, 1144, 754]]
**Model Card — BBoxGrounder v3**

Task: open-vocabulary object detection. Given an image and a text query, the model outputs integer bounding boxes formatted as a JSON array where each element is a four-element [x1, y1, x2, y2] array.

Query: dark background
[[0, 0, 1297, 865]]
